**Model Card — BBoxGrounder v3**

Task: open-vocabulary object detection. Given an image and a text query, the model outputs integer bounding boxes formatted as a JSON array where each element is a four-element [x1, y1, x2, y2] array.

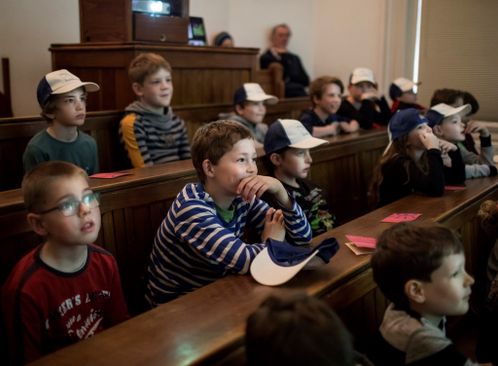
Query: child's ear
[[234, 104, 245, 115], [404, 279, 426, 304], [433, 125, 443, 137], [27, 213, 48, 237], [131, 82, 144, 97], [312, 95, 321, 106], [269, 153, 282, 167], [202, 159, 216, 178]]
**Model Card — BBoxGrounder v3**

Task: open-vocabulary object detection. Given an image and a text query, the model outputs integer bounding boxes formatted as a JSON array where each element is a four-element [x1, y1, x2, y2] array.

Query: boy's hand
[[441, 153, 452, 168], [340, 120, 359, 133], [465, 120, 490, 137], [361, 90, 379, 101], [419, 131, 440, 150], [326, 122, 340, 136], [439, 139, 457, 153], [237, 175, 291, 209], [262, 208, 285, 242]]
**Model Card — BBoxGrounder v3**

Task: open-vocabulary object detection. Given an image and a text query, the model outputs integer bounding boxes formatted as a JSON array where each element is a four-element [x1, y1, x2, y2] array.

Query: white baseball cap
[[264, 119, 328, 154], [233, 83, 278, 105], [350, 67, 376, 85]]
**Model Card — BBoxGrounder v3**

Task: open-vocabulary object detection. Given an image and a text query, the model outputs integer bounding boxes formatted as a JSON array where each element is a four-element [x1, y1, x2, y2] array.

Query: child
[[300, 76, 359, 137], [475, 200, 498, 364], [427, 103, 497, 179], [431, 88, 481, 155], [389, 77, 426, 113], [120, 52, 190, 168], [369, 222, 476, 365], [264, 119, 335, 237], [2, 161, 128, 365], [231, 83, 278, 146], [145, 121, 311, 305], [23, 69, 100, 175], [337, 67, 391, 129], [246, 292, 372, 366], [370, 108, 445, 207]]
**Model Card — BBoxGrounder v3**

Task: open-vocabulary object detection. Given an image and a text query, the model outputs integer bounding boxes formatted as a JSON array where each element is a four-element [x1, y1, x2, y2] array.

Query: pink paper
[[381, 213, 421, 223], [445, 185, 466, 191], [89, 172, 132, 179], [345, 235, 377, 249]]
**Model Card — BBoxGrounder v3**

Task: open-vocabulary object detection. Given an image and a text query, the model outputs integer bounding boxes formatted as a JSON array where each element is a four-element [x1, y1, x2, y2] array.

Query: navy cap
[[250, 238, 339, 286], [388, 108, 428, 141], [264, 119, 327, 155], [425, 109, 445, 127], [233, 83, 278, 106]]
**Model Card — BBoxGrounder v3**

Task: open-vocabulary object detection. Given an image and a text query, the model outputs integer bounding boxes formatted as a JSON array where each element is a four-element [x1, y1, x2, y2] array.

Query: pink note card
[[381, 213, 421, 223], [89, 172, 132, 179], [445, 185, 466, 191], [345, 235, 377, 249]]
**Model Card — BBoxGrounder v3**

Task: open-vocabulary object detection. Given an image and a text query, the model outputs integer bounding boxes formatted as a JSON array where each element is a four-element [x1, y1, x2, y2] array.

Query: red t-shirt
[[2, 244, 129, 365]]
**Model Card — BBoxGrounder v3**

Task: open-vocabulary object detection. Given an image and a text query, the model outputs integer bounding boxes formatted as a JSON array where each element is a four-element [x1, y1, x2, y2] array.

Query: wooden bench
[[255, 63, 285, 99], [0, 97, 310, 191], [0, 128, 387, 316], [26, 176, 498, 366]]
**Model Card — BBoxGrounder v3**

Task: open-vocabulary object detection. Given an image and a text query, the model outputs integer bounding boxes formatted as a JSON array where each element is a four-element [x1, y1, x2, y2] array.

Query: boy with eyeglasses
[[2, 161, 128, 365]]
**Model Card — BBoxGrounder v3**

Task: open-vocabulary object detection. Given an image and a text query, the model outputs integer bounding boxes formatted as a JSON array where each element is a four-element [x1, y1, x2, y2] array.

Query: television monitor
[[188, 16, 207, 46]]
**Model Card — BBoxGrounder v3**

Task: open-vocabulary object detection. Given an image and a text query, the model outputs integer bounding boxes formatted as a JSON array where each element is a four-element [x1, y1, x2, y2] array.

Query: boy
[[264, 119, 335, 237], [120, 52, 190, 168], [337, 67, 391, 129], [2, 161, 128, 365], [369, 222, 476, 365], [145, 121, 311, 305], [427, 103, 497, 179], [246, 292, 372, 366], [389, 77, 426, 113], [231, 83, 278, 146], [300, 76, 359, 137], [23, 69, 100, 175]]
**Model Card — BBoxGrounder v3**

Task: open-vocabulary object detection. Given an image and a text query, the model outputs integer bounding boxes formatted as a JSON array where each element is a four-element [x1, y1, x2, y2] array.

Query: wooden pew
[[0, 97, 310, 191], [255, 63, 285, 99], [0, 128, 387, 316], [27, 176, 498, 366]]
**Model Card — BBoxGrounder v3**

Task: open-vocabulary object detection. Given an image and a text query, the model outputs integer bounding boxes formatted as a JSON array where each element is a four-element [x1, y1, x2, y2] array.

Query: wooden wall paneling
[[51, 44, 260, 110]]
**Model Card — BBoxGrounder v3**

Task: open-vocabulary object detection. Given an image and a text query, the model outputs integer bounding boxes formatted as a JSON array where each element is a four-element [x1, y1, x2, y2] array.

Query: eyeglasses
[[38, 192, 100, 217]]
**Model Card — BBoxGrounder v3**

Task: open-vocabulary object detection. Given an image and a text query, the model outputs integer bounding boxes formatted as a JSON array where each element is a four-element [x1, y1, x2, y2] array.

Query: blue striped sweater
[[146, 183, 311, 305]]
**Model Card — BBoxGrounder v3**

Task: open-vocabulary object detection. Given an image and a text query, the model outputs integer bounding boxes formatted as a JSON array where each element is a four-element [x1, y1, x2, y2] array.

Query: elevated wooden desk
[[27, 177, 498, 366], [50, 43, 260, 110]]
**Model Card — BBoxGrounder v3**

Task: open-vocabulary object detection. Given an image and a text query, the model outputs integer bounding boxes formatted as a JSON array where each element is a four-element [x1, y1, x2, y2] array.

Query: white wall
[[1, 0, 396, 116], [0, 0, 80, 116]]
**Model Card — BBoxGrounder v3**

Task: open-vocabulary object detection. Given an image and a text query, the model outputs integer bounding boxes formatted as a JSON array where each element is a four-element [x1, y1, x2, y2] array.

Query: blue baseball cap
[[388, 108, 429, 141], [250, 238, 340, 286]]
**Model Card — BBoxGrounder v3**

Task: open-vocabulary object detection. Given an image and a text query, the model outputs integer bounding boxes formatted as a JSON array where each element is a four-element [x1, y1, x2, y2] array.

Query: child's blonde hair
[[22, 161, 88, 213], [128, 53, 172, 85]]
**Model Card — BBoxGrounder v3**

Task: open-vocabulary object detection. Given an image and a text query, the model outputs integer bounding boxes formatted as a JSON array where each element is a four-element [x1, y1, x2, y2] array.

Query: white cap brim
[[250, 247, 319, 286], [289, 136, 328, 150]]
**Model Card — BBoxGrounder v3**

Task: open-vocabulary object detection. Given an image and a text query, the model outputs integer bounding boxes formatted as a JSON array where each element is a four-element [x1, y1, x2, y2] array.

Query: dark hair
[[22, 161, 88, 213], [191, 120, 253, 183], [128, 53, 172, 85], [430, 88, 465, 107], [246, 292, 355, 366], [309, 76, 344, 106], [213, 31, 233, 46], [369, 136, 429, 207], [262, 146, 289, 175], [478, 200, 498, 238], [462, 91, 480, 115], [371, 222, 463, 310]]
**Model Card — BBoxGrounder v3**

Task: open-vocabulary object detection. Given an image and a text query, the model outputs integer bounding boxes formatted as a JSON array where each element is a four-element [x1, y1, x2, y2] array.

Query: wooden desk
[[0, 128, 387, 315], [0, 97, 310, 191], [28, 177, 498, 366]]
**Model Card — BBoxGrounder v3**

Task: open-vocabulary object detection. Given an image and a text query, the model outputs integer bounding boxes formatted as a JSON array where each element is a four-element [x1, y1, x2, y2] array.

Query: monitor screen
[[188, 17, 207, 46]]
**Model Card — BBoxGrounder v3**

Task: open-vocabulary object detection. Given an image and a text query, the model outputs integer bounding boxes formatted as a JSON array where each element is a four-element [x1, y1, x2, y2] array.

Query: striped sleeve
[[173, 199, 265, 274], [119, 114, 149, 168], [280, 197, 312, 245]]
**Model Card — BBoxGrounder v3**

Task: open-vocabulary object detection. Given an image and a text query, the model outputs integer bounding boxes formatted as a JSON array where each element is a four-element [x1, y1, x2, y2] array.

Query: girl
[[370, 108, 445, 207]]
